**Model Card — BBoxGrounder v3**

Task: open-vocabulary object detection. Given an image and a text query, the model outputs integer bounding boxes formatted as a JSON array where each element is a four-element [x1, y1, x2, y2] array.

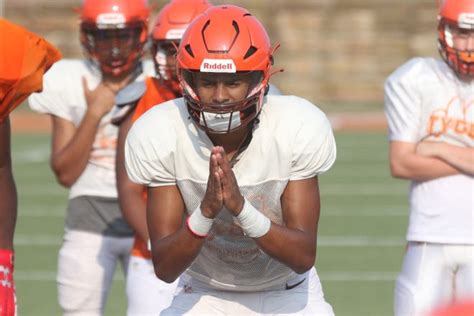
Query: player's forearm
[[152, 227, 205, 283], [390, 152, 458, 181], [118, 185, 149, 242], [256, 224, 316, 274], [0, 167, 17, 249], [435, 144, 474, 176], [51, 112, 102, 187]]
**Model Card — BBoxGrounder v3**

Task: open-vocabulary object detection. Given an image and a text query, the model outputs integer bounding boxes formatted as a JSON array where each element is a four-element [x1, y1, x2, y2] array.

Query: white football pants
[[394, 242, 474, 316], [57, 230, 133, 316], [126, 256, 179, 316], [161, 267, 334, 316]]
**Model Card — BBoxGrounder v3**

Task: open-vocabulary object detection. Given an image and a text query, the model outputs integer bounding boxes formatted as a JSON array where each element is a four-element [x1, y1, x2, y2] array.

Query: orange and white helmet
[[438, 0, 474, 77], [176, 5, 277, 134], [79, 0, 150, 77], [151, 0, 211, 93]]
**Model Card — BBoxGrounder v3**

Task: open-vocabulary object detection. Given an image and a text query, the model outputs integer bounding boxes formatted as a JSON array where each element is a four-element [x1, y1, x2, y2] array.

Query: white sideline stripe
[[318, 236, 405, 247], [15, 235, 62, 246], [14, 271, 125, 281], [321, 185, 407, 195], [20, 210, 65, 217], [324, 209, 406, 216], [13, 147, 49, 164], [14, 271, 396, 282], [18, 187, 67, 196], [14, 235, 405, 247], [321, 271, 398, 282]]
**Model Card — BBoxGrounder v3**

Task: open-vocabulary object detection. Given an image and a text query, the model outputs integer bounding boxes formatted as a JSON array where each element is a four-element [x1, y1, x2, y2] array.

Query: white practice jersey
[[125, 95, 336, 291], [384, 57, 474, 244], [28, 59, 154, 199]]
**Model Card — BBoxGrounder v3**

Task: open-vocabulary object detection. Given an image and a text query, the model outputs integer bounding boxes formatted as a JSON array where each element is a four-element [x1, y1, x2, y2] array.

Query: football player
[[384, 0, 474, 315], [125, 5, 336, 315], [0, 19, 61, 316], [114, 0, 211, 315], [27, 0, 153, 314]]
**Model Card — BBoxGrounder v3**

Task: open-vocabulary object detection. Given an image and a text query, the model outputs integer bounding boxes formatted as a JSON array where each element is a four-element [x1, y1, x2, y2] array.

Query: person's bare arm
[[0, 119, 17, 250], [417, 141, 474, 176], [50, 78, 124, 187], [147, 185, 205, 283], [389, 141, 459, 181], [254, 178, 320, 273], [116, 113, 148, 242]]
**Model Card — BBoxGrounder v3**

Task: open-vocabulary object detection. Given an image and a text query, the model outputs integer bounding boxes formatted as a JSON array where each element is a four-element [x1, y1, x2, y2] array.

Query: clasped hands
[[200, 146, 245, 219]]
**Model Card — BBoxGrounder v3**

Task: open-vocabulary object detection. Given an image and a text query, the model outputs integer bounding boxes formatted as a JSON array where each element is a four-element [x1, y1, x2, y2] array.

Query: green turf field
[[11, 131, 409, 316]]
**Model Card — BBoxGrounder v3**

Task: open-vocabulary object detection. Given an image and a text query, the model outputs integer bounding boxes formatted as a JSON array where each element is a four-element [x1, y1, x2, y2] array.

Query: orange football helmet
[[176, 5, 277, 134], [438, 0, 474, 77], [79, 0, 150, 77], [151, 0, 211, 93]]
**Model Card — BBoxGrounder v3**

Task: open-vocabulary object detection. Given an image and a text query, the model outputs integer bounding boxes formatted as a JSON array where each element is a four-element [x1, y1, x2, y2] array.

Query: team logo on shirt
[[427, 97, 474, 139]]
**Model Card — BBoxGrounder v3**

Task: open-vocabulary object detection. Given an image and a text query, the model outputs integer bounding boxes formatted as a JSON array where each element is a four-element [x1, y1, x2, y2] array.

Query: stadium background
[[3, 0, 439, 315]]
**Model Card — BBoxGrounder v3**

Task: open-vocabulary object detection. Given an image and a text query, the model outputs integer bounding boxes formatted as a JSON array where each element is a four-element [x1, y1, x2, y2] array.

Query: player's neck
[[456, 73, 473, 83], [207, 126, 251, 158]]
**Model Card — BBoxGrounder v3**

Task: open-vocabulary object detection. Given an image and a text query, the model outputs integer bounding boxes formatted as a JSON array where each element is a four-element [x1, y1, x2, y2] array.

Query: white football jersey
[[28, 59, 154, 199], [125, 95, 336, 291], [384, 57, 474, 244]]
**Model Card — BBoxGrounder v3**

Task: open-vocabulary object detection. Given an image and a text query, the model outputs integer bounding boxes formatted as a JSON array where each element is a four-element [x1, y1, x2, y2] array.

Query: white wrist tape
[[187, 205, 214, 238], [237, 198, 271, 238]]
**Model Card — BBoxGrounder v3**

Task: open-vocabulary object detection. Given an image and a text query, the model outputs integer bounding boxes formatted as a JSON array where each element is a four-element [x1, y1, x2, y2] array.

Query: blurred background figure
[[0, 18, 61, 316], [27, 0, 153, 315], [114, 0, 211, 315], [384, 0, 473, 315]]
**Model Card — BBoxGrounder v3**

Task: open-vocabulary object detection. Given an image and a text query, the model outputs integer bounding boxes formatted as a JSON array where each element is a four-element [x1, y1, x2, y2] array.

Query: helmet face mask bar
[[181, 69, 265, 134], [79, 0, 150, 78], [176, 5, 277, 134], [81, 24, 145, 77], [151, 40, 180, 92], [438, 0, 474, 78]]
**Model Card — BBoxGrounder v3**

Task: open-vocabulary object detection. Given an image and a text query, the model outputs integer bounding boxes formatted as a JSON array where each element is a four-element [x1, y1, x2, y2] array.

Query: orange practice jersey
[[0, 19, 61, 122], [130, 77, 177, 259]]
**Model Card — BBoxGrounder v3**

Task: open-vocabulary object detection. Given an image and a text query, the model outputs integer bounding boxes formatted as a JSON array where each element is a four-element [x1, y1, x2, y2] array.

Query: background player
[[0, 18, 61, 316], [384, 0, 473, 314], [114, 0, 211, 315], [28, 0, 153, 314], [125, 5, 336, 315]]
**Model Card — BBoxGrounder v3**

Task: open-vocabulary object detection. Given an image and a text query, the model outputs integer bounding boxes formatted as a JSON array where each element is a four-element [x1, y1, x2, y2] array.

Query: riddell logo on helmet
[[96, 13, 126, 28], [200, 59, 236, 73], [458, 13, 474, 29], [166, 29, 185, 40]]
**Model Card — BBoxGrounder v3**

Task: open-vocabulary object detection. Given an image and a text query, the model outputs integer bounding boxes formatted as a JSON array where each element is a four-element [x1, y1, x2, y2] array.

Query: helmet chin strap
[[200, 111, 242, 133]]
